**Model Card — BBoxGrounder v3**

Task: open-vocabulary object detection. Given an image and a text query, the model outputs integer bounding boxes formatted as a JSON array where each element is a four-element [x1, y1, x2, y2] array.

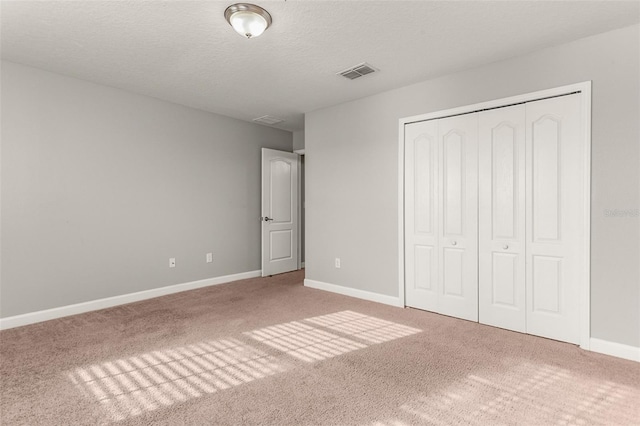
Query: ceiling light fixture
[[224, 3, 272, 39]]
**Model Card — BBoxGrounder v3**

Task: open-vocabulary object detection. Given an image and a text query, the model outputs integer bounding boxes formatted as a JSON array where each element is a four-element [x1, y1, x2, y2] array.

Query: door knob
[[262, 217, 274, 222], [503, 244, 509, 250], [451, 240, 457, 246]]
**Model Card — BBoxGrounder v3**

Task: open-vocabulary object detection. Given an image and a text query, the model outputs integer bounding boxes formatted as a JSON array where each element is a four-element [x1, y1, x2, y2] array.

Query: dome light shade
[[224, 4, 272, 39]]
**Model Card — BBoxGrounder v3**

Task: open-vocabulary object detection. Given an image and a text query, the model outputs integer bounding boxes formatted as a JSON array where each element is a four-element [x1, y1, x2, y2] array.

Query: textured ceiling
[[2, 1, 639, 131]]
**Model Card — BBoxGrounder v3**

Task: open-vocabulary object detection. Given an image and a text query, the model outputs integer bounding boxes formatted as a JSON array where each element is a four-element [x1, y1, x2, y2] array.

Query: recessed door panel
[[479, 105, 526, 333], [443, 248, 464, 297], [405, 121, 439, 311], [492, 125, 517, 240], [414, 136, 434, 235], [492, 253, 518, 307], [532, 117, 561, 242], [532, 256, 562, 314], [526, 94, 582, 344], [414, 246, 434, 291], [437, 114, 478, 322], [270, 230, 293, 261], [270, 160, 293, 223], [443, 132, 464, 236]]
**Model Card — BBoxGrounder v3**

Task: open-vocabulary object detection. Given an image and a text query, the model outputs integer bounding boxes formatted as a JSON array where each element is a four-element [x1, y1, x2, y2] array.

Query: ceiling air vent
[[337, 62, 378, 80], [253, 115, 284, 126]]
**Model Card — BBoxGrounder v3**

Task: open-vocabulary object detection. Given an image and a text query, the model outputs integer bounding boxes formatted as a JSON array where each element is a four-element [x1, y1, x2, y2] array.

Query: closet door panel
[[526, 94, 583, 344], [437, 114, 478, 322], [443, 132, 464, 235], [404, 120, 439, 311], [479, 105, 526, 332]]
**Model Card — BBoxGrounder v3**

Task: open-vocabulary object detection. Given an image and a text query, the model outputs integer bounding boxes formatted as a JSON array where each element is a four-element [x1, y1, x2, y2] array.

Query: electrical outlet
[[206, 253, 213, 263], [335, 258, 341, 268], [169, 258, 176, 268]]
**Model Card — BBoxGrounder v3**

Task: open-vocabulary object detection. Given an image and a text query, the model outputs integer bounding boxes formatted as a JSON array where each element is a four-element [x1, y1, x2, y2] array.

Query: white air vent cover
[[253, 115, 284, 125], [337, 63, 378, 80]]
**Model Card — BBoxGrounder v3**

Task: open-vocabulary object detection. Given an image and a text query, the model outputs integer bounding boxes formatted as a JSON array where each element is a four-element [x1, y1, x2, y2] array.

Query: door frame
[[296, 152, 303, 269], [397, 81, 592, 350]]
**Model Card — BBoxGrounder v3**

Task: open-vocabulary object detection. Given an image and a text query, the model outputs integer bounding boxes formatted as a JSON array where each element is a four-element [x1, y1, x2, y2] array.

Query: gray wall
[[293, 130, 305, 152], [1, 61, 292, 318], [305, 24, 640, 347]]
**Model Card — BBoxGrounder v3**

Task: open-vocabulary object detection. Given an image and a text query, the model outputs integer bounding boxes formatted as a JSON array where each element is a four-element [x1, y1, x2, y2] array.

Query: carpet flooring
[[1, 270, 639, 425]]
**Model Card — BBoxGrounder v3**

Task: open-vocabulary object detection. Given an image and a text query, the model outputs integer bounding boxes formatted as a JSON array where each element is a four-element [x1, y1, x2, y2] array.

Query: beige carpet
[[1, 270, 639, 425]]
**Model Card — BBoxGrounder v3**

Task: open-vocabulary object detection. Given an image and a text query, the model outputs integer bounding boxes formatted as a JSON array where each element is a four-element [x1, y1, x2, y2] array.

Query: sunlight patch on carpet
[[245, 311, 421, 362], [244, 320, 367, 362], [68, 338, 284, 422], [305, 310, 421, 343], [373, 361, 640, 425]]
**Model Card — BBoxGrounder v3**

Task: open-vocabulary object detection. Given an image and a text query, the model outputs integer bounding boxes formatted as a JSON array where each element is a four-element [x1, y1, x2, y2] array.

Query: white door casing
[[404, 120, 439, 311], [525, 94, 583, 344], [261, 148, 299, 277], [479, 104, 527, 332], [437, 113, 479, 322]]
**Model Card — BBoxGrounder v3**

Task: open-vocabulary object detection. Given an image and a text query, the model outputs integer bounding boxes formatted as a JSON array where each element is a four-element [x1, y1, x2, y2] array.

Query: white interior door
[[525, 94, 583, 344], [479, 105, 527, 332], [404, 120, 439, 311], [437, 114, 478, 322], [261, 148, 298, 277]]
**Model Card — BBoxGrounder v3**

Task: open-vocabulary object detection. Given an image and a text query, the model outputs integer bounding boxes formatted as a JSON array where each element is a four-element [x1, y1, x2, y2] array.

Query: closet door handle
[[451, 240, 457, 246], [503, 244, 509, 250]]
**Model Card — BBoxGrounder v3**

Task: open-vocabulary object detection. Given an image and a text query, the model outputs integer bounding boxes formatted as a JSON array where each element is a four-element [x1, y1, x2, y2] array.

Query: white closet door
[[479, 105, 526, 332], [404, 120, 439, 311], [437, 114, 478, 322], [525, 94, 583, 344]]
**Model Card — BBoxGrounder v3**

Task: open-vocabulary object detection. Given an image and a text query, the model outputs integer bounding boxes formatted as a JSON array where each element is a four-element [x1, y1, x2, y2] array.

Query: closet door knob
[[503, 244, 509, 250], [451, 240, 457, 246]]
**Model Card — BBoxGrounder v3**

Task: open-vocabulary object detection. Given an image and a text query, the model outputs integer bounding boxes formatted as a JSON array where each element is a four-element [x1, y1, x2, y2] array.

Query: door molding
[[398, 81, 592, 350], [297, 153, 302, 270]]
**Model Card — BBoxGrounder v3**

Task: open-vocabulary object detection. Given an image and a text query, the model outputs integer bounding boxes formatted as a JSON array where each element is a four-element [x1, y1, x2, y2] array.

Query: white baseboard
[[304, 278, 403, 307], [589, 338, 640, 362], [0, 270, 261, 330]]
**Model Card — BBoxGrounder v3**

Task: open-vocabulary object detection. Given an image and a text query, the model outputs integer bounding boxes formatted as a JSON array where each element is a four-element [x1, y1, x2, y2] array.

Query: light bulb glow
[[224, 4, 272, 39], [230, 11, 267, 38]]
